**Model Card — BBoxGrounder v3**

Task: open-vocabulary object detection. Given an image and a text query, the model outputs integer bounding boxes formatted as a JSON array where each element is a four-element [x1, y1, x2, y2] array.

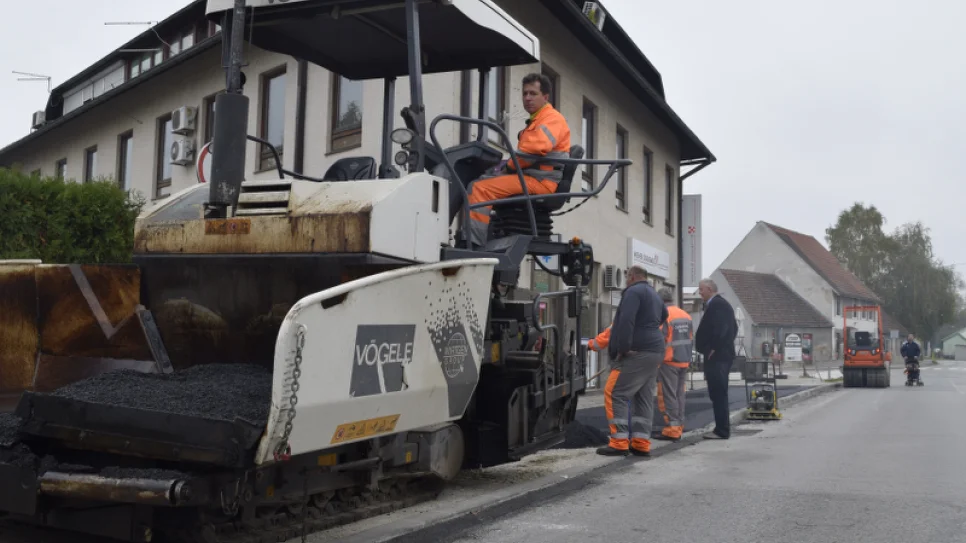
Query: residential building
[[712, 269, 835, 362], [717, 221, 881, 359], [880, 309, 909, 359], [0, 0, 714, 348], [940, 329, 966, 358]]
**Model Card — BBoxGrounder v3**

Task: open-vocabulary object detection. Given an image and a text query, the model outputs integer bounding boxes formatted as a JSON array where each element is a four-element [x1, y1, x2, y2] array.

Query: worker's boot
[[656, 425, 682, 442], [629, 438, 651, 458], [596, 445, 629, 457]]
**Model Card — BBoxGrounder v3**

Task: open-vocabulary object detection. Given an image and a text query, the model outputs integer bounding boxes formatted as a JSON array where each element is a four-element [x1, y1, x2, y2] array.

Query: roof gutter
[[540, 0, 715, 162]]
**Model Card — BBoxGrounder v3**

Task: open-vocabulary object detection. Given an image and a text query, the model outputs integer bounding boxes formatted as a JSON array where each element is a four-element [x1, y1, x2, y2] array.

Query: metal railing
[[428, 114, 632, 243]]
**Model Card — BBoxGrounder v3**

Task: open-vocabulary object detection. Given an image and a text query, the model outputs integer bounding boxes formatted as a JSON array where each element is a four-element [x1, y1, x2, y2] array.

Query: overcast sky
[[2, 0, 965, 277]]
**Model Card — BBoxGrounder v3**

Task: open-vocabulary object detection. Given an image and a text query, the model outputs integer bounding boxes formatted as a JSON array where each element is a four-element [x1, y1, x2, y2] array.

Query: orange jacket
[[507, 103, 571, 183], [662, 305, 693, 368], [588, 326, 611, 351]]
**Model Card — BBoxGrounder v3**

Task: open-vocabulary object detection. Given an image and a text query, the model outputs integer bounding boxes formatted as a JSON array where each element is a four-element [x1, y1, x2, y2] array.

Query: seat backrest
[[854, 331, 872, 347], [531, 145, 584, 213], [322, 157, 377, 182], [556, 145, 585, 195]]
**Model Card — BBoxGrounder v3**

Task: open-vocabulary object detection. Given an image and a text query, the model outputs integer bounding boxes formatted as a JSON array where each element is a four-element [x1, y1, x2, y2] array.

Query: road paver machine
[[0, 1, 632, 541]]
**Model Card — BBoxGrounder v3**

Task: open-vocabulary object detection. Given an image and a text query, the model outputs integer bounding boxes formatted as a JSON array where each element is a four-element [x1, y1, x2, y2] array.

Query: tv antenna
[[105, 20, 172, 52], [12, 71, 52, 93]]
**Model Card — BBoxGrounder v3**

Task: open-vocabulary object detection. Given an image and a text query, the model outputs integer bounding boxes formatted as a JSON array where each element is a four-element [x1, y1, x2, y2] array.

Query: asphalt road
[[444, 362, 966, 543], [559, 384, 807, 448]]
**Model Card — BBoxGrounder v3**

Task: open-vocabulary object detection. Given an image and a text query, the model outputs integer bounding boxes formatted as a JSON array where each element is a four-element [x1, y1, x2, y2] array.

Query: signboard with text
[[626, 238, 670, 278], [681, 194, 702, 288], [784, 333, 803, 363]]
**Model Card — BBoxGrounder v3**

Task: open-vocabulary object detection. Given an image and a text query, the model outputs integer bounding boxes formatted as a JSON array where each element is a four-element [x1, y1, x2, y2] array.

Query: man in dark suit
[[694, 278, 738, 439]]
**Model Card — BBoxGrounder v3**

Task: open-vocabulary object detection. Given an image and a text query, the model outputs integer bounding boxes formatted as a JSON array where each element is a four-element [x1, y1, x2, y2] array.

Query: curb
[[338, 383, 840, 543]]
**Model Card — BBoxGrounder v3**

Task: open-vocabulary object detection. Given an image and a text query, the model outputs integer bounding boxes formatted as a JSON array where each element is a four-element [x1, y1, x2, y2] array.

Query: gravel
[[51, 363, 273, 424], [0, 413, 22, 447]]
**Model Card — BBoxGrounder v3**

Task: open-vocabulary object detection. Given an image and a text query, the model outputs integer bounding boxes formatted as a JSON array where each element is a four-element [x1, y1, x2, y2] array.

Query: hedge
[[0, 167, 145, 264]]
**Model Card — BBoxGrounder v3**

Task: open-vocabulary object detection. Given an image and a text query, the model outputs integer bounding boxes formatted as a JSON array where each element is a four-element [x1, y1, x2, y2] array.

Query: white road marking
[[949, 380, 965, 396]]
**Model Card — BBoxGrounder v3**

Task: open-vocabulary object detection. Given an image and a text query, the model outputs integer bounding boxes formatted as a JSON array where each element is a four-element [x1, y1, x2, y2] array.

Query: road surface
[[564, 384, 807, 447], [442, 362, 966, 543]]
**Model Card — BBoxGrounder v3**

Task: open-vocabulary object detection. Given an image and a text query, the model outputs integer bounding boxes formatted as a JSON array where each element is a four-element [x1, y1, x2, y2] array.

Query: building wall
[[709, 267, 835, 363], [1, 0, 687, 344], [750, 326, 835, 364], [717, 222, 879, 359], [942, 332, 966, 356]]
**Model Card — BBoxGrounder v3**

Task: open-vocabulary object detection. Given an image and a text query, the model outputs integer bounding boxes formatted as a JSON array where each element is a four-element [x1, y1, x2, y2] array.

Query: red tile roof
[[719, 269, 833, 328], [881, 309, 909, 336], [763, 222, 881, 303]]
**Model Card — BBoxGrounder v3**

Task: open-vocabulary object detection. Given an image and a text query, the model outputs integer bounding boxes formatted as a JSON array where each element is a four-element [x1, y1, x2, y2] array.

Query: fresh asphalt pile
[[52, 363, 273, 424], [0, 364, 274, 476], [557, 420, 608, 449]]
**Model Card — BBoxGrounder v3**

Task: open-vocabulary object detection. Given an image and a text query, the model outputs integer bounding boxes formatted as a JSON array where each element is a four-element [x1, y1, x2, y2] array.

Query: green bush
[[0, 167, 145, 263]]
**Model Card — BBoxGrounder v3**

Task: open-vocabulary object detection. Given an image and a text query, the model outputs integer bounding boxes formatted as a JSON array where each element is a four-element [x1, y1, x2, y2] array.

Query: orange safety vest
[[507, 103, 571, 183], [662, 305, 693, 368]]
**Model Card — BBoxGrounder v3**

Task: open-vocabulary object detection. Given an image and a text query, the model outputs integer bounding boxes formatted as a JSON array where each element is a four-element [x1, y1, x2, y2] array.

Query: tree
[[826, 204, 962, 343], [825, 203, 897, 286]]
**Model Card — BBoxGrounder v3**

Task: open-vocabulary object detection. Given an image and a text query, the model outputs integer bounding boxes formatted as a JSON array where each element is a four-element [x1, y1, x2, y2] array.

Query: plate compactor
[[0, 1, 633, 542], [743, 360, 782, 421]]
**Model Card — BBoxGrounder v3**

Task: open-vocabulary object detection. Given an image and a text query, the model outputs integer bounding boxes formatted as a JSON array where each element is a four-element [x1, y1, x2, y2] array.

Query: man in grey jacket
[[598, 265, 669, 457]]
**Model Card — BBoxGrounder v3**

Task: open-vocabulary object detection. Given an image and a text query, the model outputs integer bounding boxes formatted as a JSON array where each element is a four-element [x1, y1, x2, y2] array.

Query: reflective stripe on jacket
[[588, 326, 611, 351], [662, 305, 693, 367], [507, 103, 571, 183]]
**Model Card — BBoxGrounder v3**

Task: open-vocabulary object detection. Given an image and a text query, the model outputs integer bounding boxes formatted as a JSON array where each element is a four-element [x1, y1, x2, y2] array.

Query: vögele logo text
[[349, 324, 416, 397]]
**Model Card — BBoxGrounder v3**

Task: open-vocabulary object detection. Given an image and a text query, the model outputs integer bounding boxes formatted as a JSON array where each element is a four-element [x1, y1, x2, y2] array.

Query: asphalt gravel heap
[[51, 363, 273, 424], [556, 421, 608, 449]]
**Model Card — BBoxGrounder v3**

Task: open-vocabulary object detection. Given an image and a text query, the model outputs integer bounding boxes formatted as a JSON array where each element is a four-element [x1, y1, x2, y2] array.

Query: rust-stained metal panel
[[134, 213, 371, 255], [0, 263, 164, 398], [35, 265, 153, 361], [0, 263, 39, 393]]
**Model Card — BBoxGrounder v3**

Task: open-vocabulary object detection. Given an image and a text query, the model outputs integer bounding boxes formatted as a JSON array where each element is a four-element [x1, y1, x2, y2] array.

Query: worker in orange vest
[[464, 73, 571, 247], [655, 287, 694, 441]]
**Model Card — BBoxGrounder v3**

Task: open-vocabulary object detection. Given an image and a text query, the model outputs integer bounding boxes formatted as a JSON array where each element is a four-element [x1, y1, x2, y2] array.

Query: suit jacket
[[695, 294, 738, 363]]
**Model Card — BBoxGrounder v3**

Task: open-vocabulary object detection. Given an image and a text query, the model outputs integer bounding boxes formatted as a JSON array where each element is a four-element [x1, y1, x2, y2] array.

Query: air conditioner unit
[[602, 265, 624, 290], [169, 136, 195, 166], [171, 105, 198, 135], [31, 111, 45, 130]]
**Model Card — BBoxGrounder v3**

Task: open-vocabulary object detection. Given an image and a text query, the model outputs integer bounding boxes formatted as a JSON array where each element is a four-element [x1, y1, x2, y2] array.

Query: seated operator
[[465, 73, 572, 247]]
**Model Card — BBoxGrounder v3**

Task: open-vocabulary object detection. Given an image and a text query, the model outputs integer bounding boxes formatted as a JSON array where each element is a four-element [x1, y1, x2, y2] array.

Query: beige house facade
[[0, 0, 714, 342]]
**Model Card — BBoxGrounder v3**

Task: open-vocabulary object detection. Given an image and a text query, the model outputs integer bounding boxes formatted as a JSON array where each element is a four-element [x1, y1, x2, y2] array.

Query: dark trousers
[[705, 358, 733, 437]]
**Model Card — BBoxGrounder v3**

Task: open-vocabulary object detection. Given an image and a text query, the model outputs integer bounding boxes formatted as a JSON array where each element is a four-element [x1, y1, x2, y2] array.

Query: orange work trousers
[[466, 173, 556, 246], [657, 363, 689, 439], [603, 351, 662, 452]]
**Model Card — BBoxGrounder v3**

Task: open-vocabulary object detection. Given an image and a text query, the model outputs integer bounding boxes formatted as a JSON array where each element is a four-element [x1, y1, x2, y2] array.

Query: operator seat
[[854, 332, 872, 348], [321, 157, 377, 181], [488, 145, 584, 240]]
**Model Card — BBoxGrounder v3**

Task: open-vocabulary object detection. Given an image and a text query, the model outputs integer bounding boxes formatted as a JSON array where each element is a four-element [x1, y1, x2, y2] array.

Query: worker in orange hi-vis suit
[[655, 287, 694, 441], [465, 72, 572, 247]]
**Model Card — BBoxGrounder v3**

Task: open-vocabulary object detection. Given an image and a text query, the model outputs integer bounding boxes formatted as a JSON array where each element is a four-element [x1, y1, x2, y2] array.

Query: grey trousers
[[658, 364, 689, 428], [605, 350, 663, 450]]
